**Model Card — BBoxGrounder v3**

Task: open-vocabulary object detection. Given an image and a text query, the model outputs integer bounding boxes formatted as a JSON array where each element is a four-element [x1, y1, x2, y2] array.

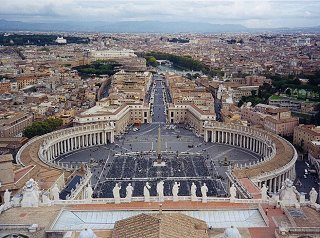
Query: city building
[[90, 49, 136, 59], [241, 104, 299, 136], [55, 37, 67, 44], [308, 141, 320, 178], [0, 79, 11, 93], [0, 113, 33, 137], [269, 95, 319, 113], [166, 74, 216, 135], [293, 125, 320, 151], [74, 71, 152, 133], [16, 76, 37, 90]]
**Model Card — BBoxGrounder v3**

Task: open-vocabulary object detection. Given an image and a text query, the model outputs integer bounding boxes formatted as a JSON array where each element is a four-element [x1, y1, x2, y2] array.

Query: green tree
[[23, 118, 63, 139], [146, 56, 158, 67]]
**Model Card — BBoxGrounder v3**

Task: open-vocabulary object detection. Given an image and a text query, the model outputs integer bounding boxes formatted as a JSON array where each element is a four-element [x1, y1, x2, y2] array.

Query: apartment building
[[73, 71, 152, 134], [166, 74, 215, 135], [0, 113, 34, 137], [293, 125, 320, 151], [16, 76, 37, 89], [241, 104, 299, 136], [308, 141, 320, 178], [269, 95, 319, 113], [0, 79, 11, 93]]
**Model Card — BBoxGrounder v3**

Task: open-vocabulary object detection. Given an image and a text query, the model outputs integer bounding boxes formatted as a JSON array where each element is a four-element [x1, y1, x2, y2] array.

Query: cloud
[[0, 0, 319, 28]]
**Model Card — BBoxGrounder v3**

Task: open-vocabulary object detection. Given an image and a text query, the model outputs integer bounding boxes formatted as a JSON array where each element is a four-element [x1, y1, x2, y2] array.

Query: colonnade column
[[110, 131, 114, 143]]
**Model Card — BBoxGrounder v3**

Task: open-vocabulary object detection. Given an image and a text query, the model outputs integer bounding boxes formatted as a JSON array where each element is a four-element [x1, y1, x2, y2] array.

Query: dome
[[79, 228, 97, 238], [224, 226, 241, 238]]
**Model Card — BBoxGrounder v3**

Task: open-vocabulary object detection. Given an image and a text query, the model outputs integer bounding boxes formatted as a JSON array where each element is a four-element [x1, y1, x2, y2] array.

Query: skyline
[[0, 0, 320, 29]]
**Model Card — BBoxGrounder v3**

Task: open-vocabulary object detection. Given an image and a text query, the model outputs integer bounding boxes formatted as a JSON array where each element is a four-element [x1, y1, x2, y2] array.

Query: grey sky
[[0, 0, 319, 28]]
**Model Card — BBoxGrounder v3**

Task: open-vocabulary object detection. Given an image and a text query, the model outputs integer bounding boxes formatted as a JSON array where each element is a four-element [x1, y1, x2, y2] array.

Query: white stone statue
[[201, 183, 208, 203], [51, 184, 60, 201], [191, 182, 197, 201], [21, 179, 40, 208], [41, 192, 52, 206], [157, 181, 164, 202], [172, 182, 180, 202], [309, 187, 318, 205], [279, 179, 300, 206], [113, 183, 121, 204], [230, 184, 237, 201], [144, 182, 151, 202], [86, 185, 93, 201], [125, 183, 134, 202], [3, 189, 11, 205], [261, 184, 268, 200]]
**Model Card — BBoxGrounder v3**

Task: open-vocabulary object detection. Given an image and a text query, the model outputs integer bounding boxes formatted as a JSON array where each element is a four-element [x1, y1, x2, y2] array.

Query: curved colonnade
[[17, 123, 115, 171], [204, 122, 297, 194], [17, 122, 297, 196]]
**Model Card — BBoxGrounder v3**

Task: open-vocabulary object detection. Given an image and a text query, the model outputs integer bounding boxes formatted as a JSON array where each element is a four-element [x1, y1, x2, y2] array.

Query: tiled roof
[[112, 213, 208, 238], [232, 133, 294, 178]]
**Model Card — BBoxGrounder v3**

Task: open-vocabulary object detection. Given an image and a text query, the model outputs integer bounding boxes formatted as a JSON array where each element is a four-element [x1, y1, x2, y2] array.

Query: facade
[[241, 104, 299, 136], [0, 79, 11, 93], [55, 37, 67, 44], [168, 103, 215, 135], [166, 74, 215, 135], [16, 76, 37, 89], [74, 102, 151, 134], [269, 95, 319, 113], [0, 113, 33, 137], [293, 124, 320, 151], [90, 49, 136, 59], [74, 71, 152, 134], [232, 85, 259, 102], [308, 141, 320, 179]]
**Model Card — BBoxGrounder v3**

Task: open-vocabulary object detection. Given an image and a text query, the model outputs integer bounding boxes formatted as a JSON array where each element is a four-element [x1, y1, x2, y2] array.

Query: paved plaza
[[59, 123, 261, 198], [58, 75, 261, 198]]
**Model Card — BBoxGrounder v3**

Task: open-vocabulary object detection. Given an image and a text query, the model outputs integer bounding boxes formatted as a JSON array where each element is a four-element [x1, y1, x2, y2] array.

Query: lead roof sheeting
[[52, 209, 266, 230]]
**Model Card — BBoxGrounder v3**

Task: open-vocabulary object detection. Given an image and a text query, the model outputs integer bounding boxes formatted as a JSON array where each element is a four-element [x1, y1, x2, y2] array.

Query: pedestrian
[[266, 208, 269, 215]]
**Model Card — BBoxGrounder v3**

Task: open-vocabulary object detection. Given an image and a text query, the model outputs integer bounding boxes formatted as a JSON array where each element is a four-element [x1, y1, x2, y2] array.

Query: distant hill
[[0, 19, 247, 33], [0, 19, 319, 33]]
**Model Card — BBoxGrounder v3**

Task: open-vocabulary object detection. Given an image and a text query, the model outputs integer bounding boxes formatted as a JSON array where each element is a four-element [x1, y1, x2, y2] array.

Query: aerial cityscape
[[0, 1, 320, 238]]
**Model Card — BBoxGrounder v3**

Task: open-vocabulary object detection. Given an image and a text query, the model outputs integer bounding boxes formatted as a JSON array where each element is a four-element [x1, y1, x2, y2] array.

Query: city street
[[295, 159, 320, 202]]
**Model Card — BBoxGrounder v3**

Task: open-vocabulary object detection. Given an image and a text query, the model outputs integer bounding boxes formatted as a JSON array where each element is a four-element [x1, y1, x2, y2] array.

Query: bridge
[[156, 60, 172, 65]]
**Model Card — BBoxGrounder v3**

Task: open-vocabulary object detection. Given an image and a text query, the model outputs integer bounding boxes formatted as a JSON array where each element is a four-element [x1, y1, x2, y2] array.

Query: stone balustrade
[[68, 172, 92, 200]]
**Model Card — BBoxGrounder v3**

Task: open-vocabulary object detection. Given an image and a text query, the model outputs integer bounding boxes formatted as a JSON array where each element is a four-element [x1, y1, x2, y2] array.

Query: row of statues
[[112, 181, 210, 203], [1, 178, 318, 210], [51, 183, 93, 201]]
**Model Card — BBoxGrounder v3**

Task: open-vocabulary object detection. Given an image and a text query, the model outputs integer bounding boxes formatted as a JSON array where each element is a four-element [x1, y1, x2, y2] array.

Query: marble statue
[[3, 189, 11, 205], [144, 182, 151, 202], [201, 183, 208, 203], [125, 183, 134, 202], [172, 182, 180, 202], [113, 183, 121, 204], [51, 184, 60, 201], [309, 187, 318, 204], [86, 185, 93, 201], [261, 184, 268, 200], [157, 181, 164, 202], [279, 179, 300, 206], [191, 182, 197, 201], [230, 184, 237, 201], [21, 178, 40, 207], [41, 192, 52, 206]]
